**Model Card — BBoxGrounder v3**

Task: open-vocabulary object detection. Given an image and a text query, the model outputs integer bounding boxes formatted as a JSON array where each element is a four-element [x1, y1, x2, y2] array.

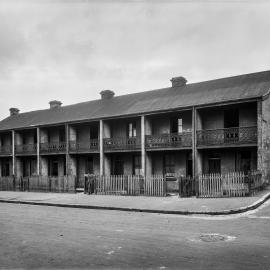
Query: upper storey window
[[224, 108, 239, 128], [128, 122, 137, 138], [178, 118, 183, 133], [171, 118, 183, 134]]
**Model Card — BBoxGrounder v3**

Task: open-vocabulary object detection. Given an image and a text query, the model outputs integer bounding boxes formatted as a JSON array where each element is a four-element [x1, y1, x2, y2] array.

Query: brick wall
[[260, 96, 270, 182]]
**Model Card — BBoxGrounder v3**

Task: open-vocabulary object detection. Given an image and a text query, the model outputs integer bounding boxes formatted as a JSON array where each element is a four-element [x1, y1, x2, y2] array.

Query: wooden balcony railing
[[40, 142, 66, 153], [15, 144, 37, 155], [197, 126, 257, 147], [103, 137, 141, 151], [145, 132, 192, 149], [69, 139, 99, 153], [0, 145, 12, 155]]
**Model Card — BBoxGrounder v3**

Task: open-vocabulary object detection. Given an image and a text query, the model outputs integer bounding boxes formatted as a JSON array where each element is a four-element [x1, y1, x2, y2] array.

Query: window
[[34, 132, 37, 144], [171, 118, 183, 133], [59, 128, 66, 142], [133, 155, 142, 175], [22, 133, 27, 144], [1, 161, 10, 176], [178, 118, 183, 133], [90, 127, 98, 140], [128, 122, 137, 138], [163, 154, 175, 175], [85, 156, 94, 174]]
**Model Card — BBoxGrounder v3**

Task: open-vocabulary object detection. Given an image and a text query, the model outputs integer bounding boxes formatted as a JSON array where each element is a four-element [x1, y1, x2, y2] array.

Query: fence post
[[94, 175, 97, 194], [27, 177, 30, 192], [84, 175, 87, 194], [19, 176, 23, 191], [163, 175, 167, 196], [178, 176, 182, 197], [49, 177, 52, 192], [247, 172, 252, 196], [13, 175, 16, 191], [195, 176, 199, 198]]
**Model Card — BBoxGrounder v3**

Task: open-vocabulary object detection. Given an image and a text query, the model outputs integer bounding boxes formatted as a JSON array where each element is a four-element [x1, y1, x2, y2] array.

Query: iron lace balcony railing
[[145, 132, 192, 149], [15, 144, 37, 155], [69, 139, 99, 153], [0, 145, 12, 155], [40, 142, 66, 154], [197, 126, 257, 147], [104, 137, 141, 151]]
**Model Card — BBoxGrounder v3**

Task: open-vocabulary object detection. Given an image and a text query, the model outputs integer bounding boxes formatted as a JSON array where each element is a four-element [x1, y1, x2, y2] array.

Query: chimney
[[170, 76, 187, 87], [9, 108, 19, 116], [100, 90, 115, 100], [49, 100, 62, 109]]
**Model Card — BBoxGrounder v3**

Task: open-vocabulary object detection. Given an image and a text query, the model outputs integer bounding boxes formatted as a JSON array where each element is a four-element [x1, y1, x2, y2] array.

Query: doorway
[[112, 156, 124, 175]]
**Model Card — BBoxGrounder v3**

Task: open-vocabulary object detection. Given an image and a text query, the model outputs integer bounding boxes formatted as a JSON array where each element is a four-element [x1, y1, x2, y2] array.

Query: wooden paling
[[198, 171, 261, 198]]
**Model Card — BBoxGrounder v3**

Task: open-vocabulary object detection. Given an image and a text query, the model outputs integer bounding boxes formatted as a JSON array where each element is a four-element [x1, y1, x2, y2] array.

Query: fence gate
[[178, 176, 196, 197]]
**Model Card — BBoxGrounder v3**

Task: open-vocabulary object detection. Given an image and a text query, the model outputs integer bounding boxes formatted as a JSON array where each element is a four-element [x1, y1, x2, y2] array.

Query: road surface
[[0, 201, 269, 269]]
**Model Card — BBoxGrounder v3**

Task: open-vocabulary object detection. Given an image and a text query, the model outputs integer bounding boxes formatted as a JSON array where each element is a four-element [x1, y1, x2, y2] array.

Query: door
[[208, 158, 221, 174], [113, 156, 124, 175], [239, 151, 251, 174], [224, 108, 239, 143], [186, 159, 193, 177]]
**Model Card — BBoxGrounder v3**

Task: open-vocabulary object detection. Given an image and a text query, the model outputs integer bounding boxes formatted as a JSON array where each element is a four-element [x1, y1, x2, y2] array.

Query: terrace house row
[[0, 70, 270, 189]]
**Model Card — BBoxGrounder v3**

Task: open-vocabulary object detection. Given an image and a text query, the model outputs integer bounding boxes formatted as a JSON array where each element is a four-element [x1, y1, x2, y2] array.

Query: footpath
[[0, 187, 270, 215]]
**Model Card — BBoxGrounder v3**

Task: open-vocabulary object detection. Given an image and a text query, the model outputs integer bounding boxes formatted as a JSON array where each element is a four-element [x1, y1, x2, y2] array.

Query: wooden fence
[[179, 176, 196, 197], [0, 176, 76, 193], [84, 175, 166, 197], [0, 171, 264, 198], [0, 176, 15, 191], [144, 175, 166, 196], [198, 171, 263, 198]]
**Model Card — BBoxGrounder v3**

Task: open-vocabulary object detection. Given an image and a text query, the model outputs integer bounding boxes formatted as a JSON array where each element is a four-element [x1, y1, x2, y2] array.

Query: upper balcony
[[40, 142, 66, 154], [104, 137, 141, 152], [145, 132, 192, 150], [197, 126, 257, 148], [69, 139, 99, 153], [0, 145, 12, 156], [15, 144, 37, 155]]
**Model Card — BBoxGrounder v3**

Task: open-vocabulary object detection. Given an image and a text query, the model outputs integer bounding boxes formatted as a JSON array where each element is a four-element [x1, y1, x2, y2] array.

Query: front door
[[113, 156, 124, 175], [208, 158, 221, 174], [186, 159, 193, 177]]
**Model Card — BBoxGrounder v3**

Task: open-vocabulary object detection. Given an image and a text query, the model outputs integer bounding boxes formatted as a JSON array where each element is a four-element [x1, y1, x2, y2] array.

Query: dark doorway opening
[[224, 108, 239, 128], [208, 153, 221, 174], [112, 156, 124, 175]]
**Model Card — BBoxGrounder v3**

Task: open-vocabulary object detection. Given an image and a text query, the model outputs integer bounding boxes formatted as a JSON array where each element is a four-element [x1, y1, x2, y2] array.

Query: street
[[0, 201, 269, 269]]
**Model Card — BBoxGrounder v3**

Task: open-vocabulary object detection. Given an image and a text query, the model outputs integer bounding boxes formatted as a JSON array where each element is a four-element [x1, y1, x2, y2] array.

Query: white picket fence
[[198, 171, 262, 198], [85, 175, 166, 197], [94, 175, 141, 196], [144, 175, 166, 196]]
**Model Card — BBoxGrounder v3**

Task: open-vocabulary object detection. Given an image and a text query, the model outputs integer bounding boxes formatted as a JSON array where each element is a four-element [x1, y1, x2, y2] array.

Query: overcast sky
[[0, 0, 270, 119]]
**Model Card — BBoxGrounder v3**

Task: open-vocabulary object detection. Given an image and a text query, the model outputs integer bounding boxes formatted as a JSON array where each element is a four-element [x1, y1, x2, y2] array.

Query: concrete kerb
[[0, 191, 270, 216]]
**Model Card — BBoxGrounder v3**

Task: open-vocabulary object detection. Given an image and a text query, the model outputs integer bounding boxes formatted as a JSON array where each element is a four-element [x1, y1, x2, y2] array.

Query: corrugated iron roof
[[0, 70, 270, 131]]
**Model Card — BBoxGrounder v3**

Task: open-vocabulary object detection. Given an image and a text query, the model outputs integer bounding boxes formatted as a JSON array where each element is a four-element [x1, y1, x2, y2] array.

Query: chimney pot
[[9, 108, 19, 116], [170, 76, 187, 87], [100, 90, 115, 100], [49, 100, 62, 109]]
